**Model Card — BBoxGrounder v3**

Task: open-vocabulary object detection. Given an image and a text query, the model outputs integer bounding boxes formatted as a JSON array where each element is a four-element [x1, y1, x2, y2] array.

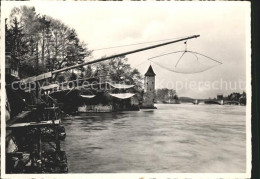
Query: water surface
[[61, 104, 246, 173]]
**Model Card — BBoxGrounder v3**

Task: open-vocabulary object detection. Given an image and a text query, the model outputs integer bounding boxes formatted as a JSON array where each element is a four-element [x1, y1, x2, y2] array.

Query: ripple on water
[[61, 104, 246, 173]]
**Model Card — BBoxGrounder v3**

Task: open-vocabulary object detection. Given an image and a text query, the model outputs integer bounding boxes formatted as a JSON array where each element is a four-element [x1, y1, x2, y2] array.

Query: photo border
[[0, 1, 253, 178]]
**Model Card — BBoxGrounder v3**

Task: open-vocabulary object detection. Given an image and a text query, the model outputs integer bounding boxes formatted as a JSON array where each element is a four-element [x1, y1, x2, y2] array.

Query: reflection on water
[[61, 104, 246, 173]]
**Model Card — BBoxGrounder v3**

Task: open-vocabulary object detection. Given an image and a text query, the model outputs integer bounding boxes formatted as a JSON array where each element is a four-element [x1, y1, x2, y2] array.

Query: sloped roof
[[145, 65, 156, 76], [109, 93, 135, 99], [107, 82, 135, 89]]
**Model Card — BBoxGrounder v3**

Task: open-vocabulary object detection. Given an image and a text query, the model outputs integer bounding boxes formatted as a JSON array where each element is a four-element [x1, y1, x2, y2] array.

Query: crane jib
[[20, 35, 200, 83]]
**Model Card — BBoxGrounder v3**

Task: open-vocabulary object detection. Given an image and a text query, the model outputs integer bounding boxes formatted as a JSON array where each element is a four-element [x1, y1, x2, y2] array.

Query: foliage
[[223, 91, 246, 105], [85, 65, 93, 78], [239, 91, 246, 105], [93, 55, 143, 90], [5, 5, 92, 78], [5, 6, 144, 97], [155, 88, 177, 102]]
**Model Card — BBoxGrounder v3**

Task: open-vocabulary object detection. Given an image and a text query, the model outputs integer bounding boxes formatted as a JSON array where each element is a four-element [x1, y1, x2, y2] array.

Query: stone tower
[[142, 65, 156, 109]]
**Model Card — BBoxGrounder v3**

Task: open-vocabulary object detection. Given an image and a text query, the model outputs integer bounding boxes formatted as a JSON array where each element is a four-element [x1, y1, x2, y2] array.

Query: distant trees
[[239, 91, 246, 105], [93, 55, 143, 90], [155, 88, 178, 103], [5, 6, 92, 78], [223, 91, 246, 105], [226, 92, 241, 101], [5, 6, 144, 96], [109, 56, 143, 89]]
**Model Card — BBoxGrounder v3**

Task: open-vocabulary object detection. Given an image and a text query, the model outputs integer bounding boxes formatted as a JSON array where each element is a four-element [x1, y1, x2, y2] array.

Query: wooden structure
[[6, 89, 68, 173], [6, 35, 200, 173]]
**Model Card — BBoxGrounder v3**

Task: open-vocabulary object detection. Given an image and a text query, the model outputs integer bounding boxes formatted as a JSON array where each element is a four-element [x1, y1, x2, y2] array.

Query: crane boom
[[18, 35, 200, 84], [52, 35, 200, 74]]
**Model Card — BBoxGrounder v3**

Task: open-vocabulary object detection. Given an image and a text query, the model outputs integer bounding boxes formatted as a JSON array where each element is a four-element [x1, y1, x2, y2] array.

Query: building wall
[[142, 76, 155, 108], [144, 76, 155, 93]]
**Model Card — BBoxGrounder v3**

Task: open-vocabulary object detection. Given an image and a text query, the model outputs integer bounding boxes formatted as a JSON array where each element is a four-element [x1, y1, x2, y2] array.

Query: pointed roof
[[145, 65, 156, 76]]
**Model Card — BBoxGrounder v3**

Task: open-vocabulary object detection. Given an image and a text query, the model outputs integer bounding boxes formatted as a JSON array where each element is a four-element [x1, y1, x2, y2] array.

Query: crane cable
[[147, 41, 222, 74], [92, 35, 191, 51]]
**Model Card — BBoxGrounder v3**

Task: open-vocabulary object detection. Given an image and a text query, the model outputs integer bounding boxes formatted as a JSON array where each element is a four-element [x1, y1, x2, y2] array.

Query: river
[[61, 104, 246, 173]]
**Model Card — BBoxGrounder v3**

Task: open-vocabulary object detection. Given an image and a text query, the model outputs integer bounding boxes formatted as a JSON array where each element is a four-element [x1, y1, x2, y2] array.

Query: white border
[[1, 0, 7, 176], [245, 2, 252, 178], [1, 1, 252, 179]]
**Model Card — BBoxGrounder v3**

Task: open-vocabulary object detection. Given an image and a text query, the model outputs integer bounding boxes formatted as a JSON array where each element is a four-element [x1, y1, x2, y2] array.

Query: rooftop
[[145, 65, 156, 76]]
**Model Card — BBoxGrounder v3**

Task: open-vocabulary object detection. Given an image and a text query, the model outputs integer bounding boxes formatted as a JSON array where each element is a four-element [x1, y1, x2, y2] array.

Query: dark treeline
[[93, 56, 143, 89], [5, 6, 144, 114], [5, 6, 92, 79], [5, 5, 143, 89], [208, 91, 247, 105], [224, 91, 246, 105], [155, 88, 179, 103]]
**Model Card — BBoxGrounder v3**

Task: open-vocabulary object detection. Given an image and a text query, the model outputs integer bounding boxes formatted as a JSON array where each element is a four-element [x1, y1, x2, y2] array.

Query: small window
[[150, 89, 151, 91]]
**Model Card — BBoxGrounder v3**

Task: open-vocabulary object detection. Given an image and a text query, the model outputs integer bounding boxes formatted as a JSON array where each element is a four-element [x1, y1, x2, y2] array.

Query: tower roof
[[145, 65, 156, 76]]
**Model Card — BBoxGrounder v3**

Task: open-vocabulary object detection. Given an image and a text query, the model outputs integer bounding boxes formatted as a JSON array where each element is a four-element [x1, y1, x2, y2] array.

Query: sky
[[2, 1, 251, 99]]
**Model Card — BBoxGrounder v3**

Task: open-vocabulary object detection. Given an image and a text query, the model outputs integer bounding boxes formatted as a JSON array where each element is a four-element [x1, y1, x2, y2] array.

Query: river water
[[61, 104, 246, 173]]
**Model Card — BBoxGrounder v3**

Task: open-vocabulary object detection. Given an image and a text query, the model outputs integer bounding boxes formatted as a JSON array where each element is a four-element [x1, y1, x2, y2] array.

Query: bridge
[[181, 98, 240, 105], [223, 100, 240, 105]]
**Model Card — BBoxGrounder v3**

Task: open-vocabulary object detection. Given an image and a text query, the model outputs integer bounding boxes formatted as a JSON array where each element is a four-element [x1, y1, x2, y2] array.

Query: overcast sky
[[2, 1, 250, 99]]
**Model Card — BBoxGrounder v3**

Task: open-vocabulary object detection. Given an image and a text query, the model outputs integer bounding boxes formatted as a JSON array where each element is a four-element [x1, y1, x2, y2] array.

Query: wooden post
[[37, 129, 42, 159], [55, 129, 61, 152], [53, 106, 61, 152]]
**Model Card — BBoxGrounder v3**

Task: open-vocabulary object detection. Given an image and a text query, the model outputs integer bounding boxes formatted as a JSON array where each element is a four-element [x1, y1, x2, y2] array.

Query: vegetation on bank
[[6, 6, 246, 110], [5, 6, 92, 79], [5, 6, 143, 87], [155, 88, 179, 103], [5, 6, 144, 112], [224, 92, 246, 105]]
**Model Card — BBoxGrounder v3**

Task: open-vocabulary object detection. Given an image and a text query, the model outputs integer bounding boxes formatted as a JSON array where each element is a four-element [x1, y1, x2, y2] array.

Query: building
[[142, 65, 157, 109], [217, 94, 223, 100], [6, 54, 19, 83]]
